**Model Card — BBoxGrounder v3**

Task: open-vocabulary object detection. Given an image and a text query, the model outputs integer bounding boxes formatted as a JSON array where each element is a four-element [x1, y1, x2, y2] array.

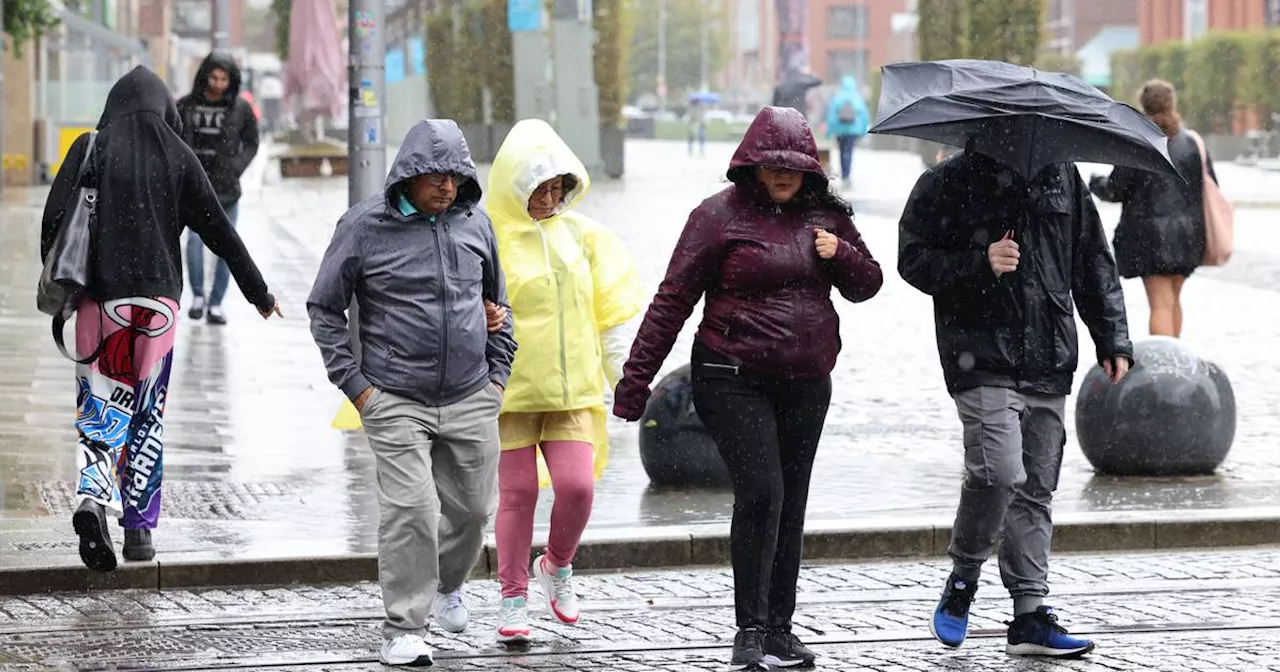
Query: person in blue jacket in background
[[825, 76, 872, 191]]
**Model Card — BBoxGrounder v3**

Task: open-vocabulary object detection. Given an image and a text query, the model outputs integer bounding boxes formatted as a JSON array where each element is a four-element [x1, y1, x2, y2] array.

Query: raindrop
[[958, 352, 976, 371]]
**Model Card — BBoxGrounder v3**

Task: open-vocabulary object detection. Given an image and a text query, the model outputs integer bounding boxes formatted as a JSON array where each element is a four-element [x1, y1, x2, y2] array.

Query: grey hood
[[384, 119, 483, 208]]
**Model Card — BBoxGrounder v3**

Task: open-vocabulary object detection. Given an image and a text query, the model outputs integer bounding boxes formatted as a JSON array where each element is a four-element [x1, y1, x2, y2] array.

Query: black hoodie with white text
[[176, 52, 260, 208]]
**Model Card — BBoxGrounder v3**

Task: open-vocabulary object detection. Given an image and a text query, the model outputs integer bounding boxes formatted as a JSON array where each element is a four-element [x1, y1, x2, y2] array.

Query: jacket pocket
[[1048, 289, 1079, 372]]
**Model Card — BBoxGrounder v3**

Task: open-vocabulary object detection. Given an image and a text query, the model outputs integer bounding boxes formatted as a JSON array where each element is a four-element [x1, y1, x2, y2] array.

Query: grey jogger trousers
[[948, 386, 1067, 605], [360, 384, 503, 639]]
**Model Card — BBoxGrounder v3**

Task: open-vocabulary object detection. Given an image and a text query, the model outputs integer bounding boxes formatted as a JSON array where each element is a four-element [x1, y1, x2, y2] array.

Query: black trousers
[[690, 344, 832, 630]]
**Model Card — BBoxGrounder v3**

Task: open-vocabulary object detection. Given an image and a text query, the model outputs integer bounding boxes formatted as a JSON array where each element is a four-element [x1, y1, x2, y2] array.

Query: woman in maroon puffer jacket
[[613, 106, 883, 670]]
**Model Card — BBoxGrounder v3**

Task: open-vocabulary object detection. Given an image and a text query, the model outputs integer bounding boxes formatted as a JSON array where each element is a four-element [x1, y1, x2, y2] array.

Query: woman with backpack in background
[[825, 76, 872, 192], [39, 66, 281, 573]]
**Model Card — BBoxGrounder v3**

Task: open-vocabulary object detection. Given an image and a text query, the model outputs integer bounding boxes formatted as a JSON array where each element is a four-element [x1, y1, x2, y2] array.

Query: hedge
[[1110, 29, 1280, 132]]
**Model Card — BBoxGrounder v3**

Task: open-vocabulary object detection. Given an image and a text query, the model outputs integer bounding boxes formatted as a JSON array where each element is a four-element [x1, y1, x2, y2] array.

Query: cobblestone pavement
[[0, 548, 1279, 670], [2, 140, 1280, 569]]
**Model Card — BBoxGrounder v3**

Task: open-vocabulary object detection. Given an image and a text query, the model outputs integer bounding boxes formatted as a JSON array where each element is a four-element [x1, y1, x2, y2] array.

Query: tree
[[625, 0, 729, 105], [595, 0, 626, 125], [917, 0, 966, 61], [3, 0, 59, 56], [270, 0, 290, 58], [966, 0, 1044, 66]]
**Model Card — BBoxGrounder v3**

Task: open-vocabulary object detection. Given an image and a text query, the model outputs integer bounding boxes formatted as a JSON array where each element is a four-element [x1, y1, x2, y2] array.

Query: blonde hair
[[1139, 79, 1182, 137]]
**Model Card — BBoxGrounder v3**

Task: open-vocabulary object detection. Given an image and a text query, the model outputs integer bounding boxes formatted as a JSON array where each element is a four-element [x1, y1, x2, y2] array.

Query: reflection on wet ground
[[2, 141, 1280, 567]]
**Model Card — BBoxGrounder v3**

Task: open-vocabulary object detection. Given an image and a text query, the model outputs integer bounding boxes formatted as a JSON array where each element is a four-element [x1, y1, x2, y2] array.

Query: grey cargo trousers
[[360, 384, 503, 640], [948, 386, 1067, 607]]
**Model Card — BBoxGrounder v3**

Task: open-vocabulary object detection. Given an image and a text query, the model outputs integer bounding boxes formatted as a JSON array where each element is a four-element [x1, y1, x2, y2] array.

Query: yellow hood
[[487, 119, 592, 230]]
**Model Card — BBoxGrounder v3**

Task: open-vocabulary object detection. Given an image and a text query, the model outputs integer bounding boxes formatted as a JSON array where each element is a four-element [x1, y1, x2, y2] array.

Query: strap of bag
[[52, 312, 105, 365], [52, 131, 104, 365], [1188, 129, 1211, 182]]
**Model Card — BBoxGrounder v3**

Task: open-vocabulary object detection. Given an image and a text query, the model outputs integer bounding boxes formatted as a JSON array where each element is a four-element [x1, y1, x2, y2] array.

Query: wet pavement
[[0, 547, 1279, 669], [3, 140, 1280, 568]]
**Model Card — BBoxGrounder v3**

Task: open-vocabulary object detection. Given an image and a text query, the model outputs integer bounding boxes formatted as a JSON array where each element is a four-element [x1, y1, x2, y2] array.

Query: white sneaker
[[496, 596, 532, 644], [532, 554, 580, 624], [379, 634, 434, 667], [432, 590, 469, 633]]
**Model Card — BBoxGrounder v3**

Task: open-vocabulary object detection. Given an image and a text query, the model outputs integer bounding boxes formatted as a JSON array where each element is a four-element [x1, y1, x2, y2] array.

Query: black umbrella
[[870, 59, 1180, 180]]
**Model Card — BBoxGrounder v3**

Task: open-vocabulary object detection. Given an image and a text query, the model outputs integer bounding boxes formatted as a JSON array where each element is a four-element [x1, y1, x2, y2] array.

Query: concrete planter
[[279, 155, 349, 178]]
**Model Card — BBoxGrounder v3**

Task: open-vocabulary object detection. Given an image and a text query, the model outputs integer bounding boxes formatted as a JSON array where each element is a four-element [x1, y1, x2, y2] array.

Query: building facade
[[1046, 0, 1139, 53], [1139, 0, 1271, 45]]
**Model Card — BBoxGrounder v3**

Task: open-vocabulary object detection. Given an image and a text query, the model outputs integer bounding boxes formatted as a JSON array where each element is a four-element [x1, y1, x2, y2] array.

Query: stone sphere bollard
[[639, 364, 732, 488], [1075, 337, 1236, 476]]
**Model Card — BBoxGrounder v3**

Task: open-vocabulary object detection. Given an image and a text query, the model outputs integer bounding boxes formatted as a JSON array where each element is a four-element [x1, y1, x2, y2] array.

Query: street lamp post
[[211, 0, 231, 50]]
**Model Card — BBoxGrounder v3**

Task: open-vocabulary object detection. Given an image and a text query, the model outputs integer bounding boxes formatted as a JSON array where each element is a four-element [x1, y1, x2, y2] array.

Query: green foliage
[[595, 0, 625, 126], [966, 0, 1044, 66], [1183, 32, 1248, 133], [917, 0, 966, 61], [1115, 29, 1280, 135], [2, 0, 60, 57], [1034, 52, 1082, 77], [270, 0, 290, 58], [625, 0, 730, 104], [1242, 30, 1280, 130]]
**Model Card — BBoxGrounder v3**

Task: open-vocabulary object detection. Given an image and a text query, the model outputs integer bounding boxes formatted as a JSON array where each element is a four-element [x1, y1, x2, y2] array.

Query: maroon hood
[[727, 106, 825, 182]]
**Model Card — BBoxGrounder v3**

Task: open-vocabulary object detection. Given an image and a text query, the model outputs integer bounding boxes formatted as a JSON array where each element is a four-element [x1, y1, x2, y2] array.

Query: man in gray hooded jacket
[[307, 120, 516, 667]]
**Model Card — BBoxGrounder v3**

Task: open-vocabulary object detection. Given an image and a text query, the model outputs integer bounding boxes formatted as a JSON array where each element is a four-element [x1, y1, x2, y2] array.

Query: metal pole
[[657, 0, 666, 113], [699, 0, 708, 91], [1, 0, 6, 198], [348, 0, 386, 207], [345, 0, 388, 373], [212, 0, 231, 50]]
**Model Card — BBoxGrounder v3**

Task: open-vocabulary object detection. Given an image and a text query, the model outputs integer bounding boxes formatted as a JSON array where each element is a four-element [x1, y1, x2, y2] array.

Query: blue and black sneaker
[[1006, 606, 1096, 658], [929, 574, 977, 648]]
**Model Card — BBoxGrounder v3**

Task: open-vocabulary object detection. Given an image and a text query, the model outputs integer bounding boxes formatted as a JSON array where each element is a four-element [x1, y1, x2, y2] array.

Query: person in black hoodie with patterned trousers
[[176, 51, 261, 325], [41, 66, 280, 572]]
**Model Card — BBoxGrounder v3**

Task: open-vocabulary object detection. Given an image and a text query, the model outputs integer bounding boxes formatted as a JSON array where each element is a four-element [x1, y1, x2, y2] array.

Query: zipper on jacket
[[537, 224, 572, 405], [433, 220, 449, 398]]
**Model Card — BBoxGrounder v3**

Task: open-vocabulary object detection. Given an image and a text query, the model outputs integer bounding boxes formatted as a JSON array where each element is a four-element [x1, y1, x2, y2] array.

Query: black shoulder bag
[[36, 131, 104, 363]]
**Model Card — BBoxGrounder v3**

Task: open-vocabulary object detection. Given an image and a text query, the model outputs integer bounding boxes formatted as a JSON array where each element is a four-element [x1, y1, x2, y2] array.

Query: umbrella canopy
[[870, 59, 1179, 180], [283, 0, 346, 120], [688, 91, 722, 105]]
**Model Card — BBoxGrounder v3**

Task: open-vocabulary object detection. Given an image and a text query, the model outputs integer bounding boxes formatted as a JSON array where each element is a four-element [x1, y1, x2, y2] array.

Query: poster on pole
[[509, 0, 543, 32]]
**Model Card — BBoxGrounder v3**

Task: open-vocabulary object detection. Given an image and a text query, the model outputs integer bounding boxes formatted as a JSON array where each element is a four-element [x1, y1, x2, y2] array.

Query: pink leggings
[[496, 441, 595, 599]]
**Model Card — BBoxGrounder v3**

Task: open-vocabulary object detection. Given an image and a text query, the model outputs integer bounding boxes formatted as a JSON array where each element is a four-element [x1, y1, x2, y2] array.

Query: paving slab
[[2, 140, 1279, 580]]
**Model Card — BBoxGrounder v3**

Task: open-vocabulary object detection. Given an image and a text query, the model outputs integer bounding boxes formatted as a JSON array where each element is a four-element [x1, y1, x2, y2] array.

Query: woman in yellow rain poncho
[[486, 119, 644, 644]]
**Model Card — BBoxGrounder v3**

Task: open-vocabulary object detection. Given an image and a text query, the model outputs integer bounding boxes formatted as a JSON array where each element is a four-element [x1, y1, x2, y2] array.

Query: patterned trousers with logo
[[73, 297, 178, 530]]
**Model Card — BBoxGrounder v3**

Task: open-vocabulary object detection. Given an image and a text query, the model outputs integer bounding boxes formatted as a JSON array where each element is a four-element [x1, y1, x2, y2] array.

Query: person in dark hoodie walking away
[[898, 145, 1133, 658], [40, 66, 280, 573], [177, 51, 261, 325], [613, 106, 883, 671], [307, 119, 517, 668], [1089, 80, 1216, 338]]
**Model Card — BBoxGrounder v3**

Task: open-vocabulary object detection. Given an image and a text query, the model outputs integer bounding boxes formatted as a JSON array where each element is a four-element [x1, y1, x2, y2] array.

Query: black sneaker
[[189, 296, 206, 320], [207, 306, 227, 325], [123, 529, 155, 562], [764, 628, 817, 668], [730, 627, 768, 670], [72, 500, 117, 572]]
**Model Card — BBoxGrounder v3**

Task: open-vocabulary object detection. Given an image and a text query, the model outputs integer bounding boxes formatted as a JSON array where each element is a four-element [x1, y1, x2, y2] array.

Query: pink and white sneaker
[[532, 554, 580, 624], [496, 596, 532, 644]]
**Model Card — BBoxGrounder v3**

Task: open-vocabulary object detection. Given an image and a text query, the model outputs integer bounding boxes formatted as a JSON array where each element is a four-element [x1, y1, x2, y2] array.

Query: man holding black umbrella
[[884, 60, 1145, 659]]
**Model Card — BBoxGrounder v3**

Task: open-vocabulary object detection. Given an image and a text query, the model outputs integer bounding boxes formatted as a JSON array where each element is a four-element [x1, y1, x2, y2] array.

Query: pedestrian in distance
[[40, 66, 281, 573], [825, 75, 872, 191], [480, 119, 645, 644], [613, 106, 884, 671], [688, 101, 708, 158], [898, 141, 1134, 659], [177, 51, 261, 325], [772, 67, 823, 119], [306, 119, 517, 668], [1090, 79, 1218, 338]]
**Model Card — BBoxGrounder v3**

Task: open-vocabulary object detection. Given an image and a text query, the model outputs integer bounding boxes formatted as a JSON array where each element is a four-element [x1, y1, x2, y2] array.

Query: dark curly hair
[[731, 170, 855, 217]]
